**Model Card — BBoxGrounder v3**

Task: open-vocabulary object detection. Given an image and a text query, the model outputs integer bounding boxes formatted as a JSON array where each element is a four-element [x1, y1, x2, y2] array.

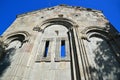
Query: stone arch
[[34, 18, 81, 80], [82, 26, 120, 60], [81, 26, 109, 34], [36, 18, 78, 62], [39, 18, 77, 31], [82, 26, 120, 80], [80, 26, 111, 41], [0, 31, 30, 77], [3, 31, 30, 45]]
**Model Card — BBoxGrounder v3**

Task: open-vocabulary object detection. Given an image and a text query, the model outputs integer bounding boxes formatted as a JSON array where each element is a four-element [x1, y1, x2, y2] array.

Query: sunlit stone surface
[[0, 5, 120, 80]]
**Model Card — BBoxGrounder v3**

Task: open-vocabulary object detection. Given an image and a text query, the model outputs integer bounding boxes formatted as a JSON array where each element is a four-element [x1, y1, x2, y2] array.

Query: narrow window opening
[[43, 41, 49, 57], [61, 40, 66, 58]]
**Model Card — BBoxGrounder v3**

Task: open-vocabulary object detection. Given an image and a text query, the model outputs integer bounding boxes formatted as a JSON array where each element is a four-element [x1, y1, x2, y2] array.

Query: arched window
[[36, 24, 70, 62], [85, 35, 120, 80], [0, 33, 29, 76], [34, 18, 77, 80]]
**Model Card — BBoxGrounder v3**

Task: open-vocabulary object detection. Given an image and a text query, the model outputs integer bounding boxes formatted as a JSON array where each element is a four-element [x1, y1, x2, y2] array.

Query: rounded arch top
[[81, 26, 108, 34], [39, 18, 78, 30], [81, 26, 111, 41], [3, 31, 31, 44]]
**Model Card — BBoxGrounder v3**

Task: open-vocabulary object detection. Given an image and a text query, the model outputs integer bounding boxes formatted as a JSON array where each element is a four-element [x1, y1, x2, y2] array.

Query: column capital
[[78, 33, 90, 41]]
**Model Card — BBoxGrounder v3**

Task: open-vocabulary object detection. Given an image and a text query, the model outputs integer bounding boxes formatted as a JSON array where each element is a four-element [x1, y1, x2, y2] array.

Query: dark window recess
[[43, 41, 49, 57], [61, 40, 66, 58]]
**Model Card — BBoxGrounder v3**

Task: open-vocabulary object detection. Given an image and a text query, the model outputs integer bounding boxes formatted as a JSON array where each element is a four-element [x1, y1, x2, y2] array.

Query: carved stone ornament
[[79, 33, 90, 41], [33, 25, 43, 32]]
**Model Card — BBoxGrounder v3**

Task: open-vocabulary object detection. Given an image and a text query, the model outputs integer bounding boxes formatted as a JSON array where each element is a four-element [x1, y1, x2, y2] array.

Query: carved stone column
[[68, 27, 84, 80], [67, 29, 77, 80], [75, 28, 91, 80]]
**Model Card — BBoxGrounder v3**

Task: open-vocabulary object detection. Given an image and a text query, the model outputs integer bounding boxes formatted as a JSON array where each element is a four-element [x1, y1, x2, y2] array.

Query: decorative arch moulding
[[2, 31, 31, 44]]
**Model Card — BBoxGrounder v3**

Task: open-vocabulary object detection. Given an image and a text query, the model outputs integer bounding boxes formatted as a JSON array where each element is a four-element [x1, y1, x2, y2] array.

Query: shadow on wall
[[89, 38, 120, 80], [0, 48, 16, 77]]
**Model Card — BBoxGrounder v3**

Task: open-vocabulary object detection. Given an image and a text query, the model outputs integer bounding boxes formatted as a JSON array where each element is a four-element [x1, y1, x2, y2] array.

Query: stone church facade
[[0, 5, 120, 80]]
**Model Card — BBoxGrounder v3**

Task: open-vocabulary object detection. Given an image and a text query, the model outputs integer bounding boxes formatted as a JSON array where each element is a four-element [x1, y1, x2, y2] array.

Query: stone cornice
[[16, 4, 102, 18]]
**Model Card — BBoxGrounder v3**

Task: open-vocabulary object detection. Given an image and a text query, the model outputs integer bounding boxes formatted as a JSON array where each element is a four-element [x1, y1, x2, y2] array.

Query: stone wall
[[0, 5, 120, 80]]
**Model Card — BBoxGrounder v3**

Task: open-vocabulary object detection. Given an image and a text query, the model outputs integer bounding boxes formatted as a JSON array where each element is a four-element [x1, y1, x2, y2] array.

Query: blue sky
[[0, 0, 120, 35]]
